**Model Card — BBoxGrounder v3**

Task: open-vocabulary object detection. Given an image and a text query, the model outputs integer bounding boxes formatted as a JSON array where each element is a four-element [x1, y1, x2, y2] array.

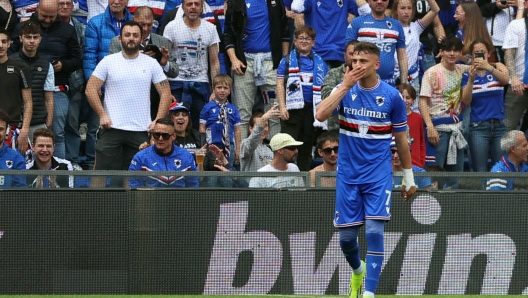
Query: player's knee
[[365, 219, 385, 235], [339, 227, 359, 254]]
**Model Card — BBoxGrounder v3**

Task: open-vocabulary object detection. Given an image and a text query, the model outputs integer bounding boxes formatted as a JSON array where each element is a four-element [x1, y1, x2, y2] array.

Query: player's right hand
[[401, 185, 417, 202], [343, 65, 366, 88]]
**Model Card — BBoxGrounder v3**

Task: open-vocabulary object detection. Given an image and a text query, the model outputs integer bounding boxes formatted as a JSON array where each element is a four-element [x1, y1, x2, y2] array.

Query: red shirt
[[408, 112, 426, 168]]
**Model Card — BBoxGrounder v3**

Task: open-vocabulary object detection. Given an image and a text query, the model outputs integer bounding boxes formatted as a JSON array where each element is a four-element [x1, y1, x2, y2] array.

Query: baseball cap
[[270, 133, 303, 151], [169, 101, 190, 114]]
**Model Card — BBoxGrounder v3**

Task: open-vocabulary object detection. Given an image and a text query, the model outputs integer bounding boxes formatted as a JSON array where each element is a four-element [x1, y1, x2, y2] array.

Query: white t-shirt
[[485, 1, 515, 46], [249, 163, 305, 188], [163, 18, 220, 82], [503, 18, 526, 81], [92, 52, 167, 131], [394, 21, 424, 79]]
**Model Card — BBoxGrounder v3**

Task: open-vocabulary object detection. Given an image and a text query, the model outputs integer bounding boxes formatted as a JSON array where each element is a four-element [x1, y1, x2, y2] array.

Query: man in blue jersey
[[315, 42, 416, 298], [345, 0, 408, 86], [486, 130, 528, 190]]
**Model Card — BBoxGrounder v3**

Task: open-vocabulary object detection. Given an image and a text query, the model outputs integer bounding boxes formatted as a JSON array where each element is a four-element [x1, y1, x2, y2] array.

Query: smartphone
[[475, 52, 485, 59], [500, 0, 507, 4]]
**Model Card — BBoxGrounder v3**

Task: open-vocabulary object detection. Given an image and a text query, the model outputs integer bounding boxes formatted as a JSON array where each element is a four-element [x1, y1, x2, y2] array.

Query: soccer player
[[315, 41, 416, 298]]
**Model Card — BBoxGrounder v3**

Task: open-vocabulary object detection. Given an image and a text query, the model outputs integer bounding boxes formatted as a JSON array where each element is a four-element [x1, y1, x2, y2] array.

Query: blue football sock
[[365, 232, 384, 293], [339, 227, 362, 270]]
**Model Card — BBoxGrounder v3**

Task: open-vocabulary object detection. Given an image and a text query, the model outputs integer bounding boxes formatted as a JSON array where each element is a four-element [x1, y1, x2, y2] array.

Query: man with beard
[[85, 21, 171, 177], [249, 133, 305, 188], [321, 40, 358, 131], [309, 130, 338, 187]]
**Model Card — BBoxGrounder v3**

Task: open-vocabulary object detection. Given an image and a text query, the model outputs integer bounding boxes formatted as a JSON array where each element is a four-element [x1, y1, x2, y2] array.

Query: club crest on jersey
[[317, 1, 321, 7], [359, 123, 369, 136], [7, 66, 14, 73], [5, 160, 13, 168], [337, 0, 344, 7], [487, 74, 493, 81], [174, 159, 182, 168], [352, 94, 357, 101], [227, 108, 233, 114], [376, 96, 385, 106], [386, 21, 392, 29]]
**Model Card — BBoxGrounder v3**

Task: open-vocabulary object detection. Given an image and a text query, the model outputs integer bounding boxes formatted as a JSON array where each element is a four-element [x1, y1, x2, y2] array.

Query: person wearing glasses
[[345, 0, 408, 87], [309, 130, 338, 187], [277, 25, 328, 171], [129, 118, 199, 188], [248, 133, 305, 188]]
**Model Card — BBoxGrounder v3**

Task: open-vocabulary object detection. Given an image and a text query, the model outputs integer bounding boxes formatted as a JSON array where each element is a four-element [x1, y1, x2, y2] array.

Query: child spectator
[[199, 74, 241, 165], [398, 83, 426, 168]]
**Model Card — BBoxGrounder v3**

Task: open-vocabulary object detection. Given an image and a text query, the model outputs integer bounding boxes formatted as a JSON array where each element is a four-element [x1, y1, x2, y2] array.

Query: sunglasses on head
[[151, 132, 172, 140], [283, 146, 298, 151], [322, 146, 339, 155]]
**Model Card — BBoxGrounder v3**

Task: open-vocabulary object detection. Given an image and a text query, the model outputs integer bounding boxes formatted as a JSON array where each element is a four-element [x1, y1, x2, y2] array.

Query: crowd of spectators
[[0, 0, 528, 190]]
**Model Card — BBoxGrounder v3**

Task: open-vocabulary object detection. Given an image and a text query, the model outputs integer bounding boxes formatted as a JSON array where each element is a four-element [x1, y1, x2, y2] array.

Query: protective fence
[[0, 188, 527, 295]]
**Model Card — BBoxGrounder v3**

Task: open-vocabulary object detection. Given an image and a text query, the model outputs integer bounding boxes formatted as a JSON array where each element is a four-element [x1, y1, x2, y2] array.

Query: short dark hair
[[20, 21, 41, 36], [0, 28, 9, 39], [0, 109, 10, 126], [249, 111, 264, 128], [33, 128, 55, 144], [133, 6, 154, 19], [155, 117, 175, 127], [316, 130, 339, 149], [439, 37, 463, 52], [120, 20, 142, 36], [353, 42, 380, 58], [345, 40, 359, 52]]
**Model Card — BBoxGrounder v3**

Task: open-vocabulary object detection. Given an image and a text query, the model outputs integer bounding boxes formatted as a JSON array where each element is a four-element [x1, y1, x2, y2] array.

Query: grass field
[[0, 295, 527, 298]]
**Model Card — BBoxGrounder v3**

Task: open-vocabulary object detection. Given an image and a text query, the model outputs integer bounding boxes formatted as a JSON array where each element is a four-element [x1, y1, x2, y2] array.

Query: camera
[[475, 51, 485, 59]]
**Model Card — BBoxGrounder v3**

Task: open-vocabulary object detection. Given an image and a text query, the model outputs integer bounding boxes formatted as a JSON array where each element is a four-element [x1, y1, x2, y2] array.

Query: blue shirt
[[336, 80, 408, 183], [277, 54, 315, 102], [0, 143, 26, 188], [243, 0, 272, 53], [346, 14, 406, 82], [295, 0, 360, 62], [393, 165, 432, 189], [486, 155, 528, 190], [129, 144, 199, 188], [461, 70, 506, 122], [200, 100, 242, 144]]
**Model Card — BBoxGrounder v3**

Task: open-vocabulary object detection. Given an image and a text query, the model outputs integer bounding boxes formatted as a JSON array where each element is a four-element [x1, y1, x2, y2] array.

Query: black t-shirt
[[0, 58, 31, 125]]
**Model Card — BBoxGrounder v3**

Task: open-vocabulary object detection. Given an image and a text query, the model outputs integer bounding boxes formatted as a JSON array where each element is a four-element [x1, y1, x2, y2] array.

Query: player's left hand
[[401, 185, 417, 202]]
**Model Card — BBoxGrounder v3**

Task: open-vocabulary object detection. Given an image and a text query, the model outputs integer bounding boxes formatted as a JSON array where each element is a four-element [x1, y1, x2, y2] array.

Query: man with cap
[[249, 132, 305, 188]]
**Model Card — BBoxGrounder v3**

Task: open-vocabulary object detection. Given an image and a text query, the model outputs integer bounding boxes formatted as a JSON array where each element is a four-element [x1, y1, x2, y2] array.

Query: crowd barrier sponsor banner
[[0, 190, 527, 295]]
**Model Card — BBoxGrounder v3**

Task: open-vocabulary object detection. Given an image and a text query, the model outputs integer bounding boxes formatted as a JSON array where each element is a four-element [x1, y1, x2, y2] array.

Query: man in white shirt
[[249, 133, 305, 188], [85, 20, 171, 173]]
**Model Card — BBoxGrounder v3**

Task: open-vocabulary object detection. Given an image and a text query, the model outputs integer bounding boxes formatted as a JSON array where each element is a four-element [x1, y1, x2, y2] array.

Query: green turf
[[1, 295, 526, 298]]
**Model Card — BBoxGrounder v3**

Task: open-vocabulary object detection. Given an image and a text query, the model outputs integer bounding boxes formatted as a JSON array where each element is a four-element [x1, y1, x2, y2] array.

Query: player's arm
[[316, 65, 366, 121], [394, 130, 416, 200], [397, 48, 409, 83]]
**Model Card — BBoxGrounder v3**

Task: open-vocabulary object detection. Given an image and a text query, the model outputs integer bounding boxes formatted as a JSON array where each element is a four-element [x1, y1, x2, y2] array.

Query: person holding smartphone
[[460, 39, 509, 172]]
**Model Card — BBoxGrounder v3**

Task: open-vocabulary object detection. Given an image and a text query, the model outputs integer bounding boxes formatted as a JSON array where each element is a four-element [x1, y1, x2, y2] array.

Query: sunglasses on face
[[152, 132, 172, 140], [322, 146, 339, 155], [390, 148, 398, 155]]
